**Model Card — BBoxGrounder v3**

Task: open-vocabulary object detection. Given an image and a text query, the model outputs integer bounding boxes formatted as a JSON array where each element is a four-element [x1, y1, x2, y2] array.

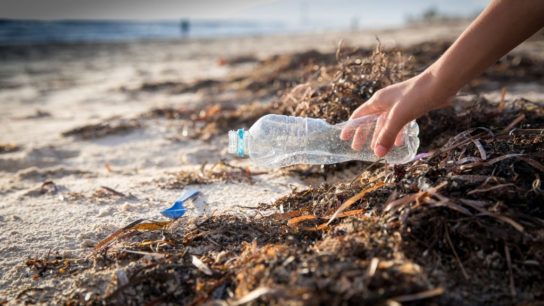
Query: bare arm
[[346, 0, 544, 158], [429, 0, 544, 101]]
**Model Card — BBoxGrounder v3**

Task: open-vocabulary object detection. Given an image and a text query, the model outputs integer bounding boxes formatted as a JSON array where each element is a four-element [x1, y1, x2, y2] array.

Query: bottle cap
[[228, 128, 247, 157]]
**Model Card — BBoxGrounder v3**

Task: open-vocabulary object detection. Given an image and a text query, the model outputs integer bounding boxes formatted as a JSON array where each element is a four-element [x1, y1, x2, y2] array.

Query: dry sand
[[1, 22, 543, 301]]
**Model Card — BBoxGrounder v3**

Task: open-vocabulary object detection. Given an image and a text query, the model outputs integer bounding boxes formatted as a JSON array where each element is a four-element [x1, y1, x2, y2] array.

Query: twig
[[471, 139, 487, 160], [336, 40, 344, 61], [444, 224, 469, 280], [40, 180, 58, 194], [498, 87, 506, 112], [459, 199, 524, 232], [326, 181, 384, 226], [467, 183, 517, 195], [392, 287, 444, 302], [92, 219, 171, 253], [502, 113, 525, 133], [231, 287, 281, 306], [367, 257, 379, 278], [504, 243, 516, 298], [98, 186, 126, 197], [119, 249, 166, 259], [192, 255, 214, 276]]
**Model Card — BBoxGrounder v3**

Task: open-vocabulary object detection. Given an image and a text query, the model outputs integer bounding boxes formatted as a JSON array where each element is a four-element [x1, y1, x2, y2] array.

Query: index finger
[[340, 102, 378, 140]]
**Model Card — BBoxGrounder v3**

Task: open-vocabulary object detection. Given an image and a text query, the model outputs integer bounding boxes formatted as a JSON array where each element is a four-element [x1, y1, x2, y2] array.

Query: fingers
[[370, 115, 386, 150], [374, 113, 408, 158], [339, 120, 357, 141], [394, 129, 404, 147], [351, 125, 370, 151], [340, 101, 378, 141], [349, 100, 379, 120], [341, 89, 387, 141]]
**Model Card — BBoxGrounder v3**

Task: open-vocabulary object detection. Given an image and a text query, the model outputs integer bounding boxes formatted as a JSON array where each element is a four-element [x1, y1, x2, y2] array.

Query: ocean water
[[0, 0, 485, 45], [0, 19, 286, 45]]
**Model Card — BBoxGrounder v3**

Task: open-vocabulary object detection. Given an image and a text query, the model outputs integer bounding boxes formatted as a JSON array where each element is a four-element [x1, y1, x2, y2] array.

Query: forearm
[[426, 0, 544, 99], [348, 0, 544, 157]]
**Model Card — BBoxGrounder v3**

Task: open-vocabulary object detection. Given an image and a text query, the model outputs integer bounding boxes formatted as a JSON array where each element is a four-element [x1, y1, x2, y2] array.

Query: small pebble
[[77, 232, 94, 241], [93, 223, 118, 233], [97, 207, 114, 217], [118, 203, 132, 212], [80, 239, 96, 248], [84, 292, 93, 302]]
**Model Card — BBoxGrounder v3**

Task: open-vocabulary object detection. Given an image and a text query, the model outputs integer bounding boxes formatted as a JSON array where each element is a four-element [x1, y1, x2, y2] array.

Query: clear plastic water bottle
[[228, 114, 419, 168]]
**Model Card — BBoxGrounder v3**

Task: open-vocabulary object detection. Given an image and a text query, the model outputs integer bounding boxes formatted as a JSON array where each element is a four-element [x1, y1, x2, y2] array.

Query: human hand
[[340, 0, 544, 159], [340, 71, 452, 157]]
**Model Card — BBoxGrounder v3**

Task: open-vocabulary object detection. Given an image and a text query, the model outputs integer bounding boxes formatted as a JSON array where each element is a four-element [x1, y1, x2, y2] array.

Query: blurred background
[[0, 0, 486, 45]]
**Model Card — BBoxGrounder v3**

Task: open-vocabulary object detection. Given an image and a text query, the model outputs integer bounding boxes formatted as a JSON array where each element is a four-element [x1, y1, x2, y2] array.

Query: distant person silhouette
[[180, 19, 190, 37]]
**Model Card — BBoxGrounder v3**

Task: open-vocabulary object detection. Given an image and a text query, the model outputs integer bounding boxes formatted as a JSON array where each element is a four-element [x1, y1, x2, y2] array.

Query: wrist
[[417, 66, 458, 108]]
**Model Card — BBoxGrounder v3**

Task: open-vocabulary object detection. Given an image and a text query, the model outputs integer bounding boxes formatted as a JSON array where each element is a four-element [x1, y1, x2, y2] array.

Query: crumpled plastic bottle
[[228, 114, 419, 168]]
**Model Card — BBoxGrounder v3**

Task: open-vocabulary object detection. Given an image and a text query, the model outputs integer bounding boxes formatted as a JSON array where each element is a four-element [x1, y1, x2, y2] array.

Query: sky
[[0, 0, 487, 27]]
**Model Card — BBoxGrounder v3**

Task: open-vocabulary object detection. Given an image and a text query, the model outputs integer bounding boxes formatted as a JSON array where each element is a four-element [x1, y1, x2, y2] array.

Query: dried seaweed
[[25, 254, 89, 280], [25, 101, 544, 305], [142, 106, 194, 120], [0, 143, 20, 154], [16, 166, 92, 181], [62, 117, 141, 139], [45, 121, 544, 302], [142, 45, 411, 142], [93, 186, 128, 198], [417, 96, 544, 150], [12, 41, 544, 306], [217, 54, 259, 66], [93, 219, 173, 253], [135, 79, 221, 94], [274, 44, 412, 124], [190, 102, 271, 141], [162, 161, 261, 189], [158, 42, 544, 143]]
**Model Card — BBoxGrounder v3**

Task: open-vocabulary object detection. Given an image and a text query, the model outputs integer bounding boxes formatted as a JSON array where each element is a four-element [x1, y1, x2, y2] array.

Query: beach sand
[[1, 22, 543, 302]]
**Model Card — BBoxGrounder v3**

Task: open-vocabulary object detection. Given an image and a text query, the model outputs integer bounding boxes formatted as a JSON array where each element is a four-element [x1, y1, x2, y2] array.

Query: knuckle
[[372, 89, 385, 100]]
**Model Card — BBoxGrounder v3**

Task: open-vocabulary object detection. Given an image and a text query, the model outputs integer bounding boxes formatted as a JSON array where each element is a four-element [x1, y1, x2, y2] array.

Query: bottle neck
[[228, 129, 249, 157]]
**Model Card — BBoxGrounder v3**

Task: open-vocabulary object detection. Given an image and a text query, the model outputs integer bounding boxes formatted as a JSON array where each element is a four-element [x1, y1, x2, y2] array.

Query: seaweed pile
[[144, 41, 544, 144], [0, 143, 20, 154], [273, 45, 411, 124], [62, 117, 142, 140], [15, 41, 544, 305], [143, 47, 380, 141], [162, 161, 262, 189], [47, 101, 543, 305]]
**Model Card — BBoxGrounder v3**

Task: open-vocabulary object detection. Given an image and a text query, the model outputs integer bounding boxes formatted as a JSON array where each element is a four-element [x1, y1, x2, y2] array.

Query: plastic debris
[[160, 189, 200, 219], [191, 255, 213, 276], [413, 152, 432, 161]]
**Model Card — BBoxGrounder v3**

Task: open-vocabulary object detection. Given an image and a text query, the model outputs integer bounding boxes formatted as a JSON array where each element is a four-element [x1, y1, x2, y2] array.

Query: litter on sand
[[160, 189, 200, 219], [11, 40, 544, 306]]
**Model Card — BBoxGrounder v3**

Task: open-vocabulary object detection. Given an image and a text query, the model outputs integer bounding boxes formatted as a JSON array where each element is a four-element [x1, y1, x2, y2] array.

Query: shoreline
[[0, 22, 469, 56]]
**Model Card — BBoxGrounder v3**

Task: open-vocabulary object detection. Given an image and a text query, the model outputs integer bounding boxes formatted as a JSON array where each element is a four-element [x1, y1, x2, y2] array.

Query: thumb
[[374, 112, 409, 158]]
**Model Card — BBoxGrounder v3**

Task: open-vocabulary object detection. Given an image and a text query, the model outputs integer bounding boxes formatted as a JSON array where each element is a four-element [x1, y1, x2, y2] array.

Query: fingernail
[[375, 145, 387, 157]]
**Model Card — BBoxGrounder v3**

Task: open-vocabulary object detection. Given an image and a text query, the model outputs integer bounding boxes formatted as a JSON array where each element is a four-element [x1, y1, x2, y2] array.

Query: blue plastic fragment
[[236, 128, 244, 157], [160, 189, 200, 219]]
